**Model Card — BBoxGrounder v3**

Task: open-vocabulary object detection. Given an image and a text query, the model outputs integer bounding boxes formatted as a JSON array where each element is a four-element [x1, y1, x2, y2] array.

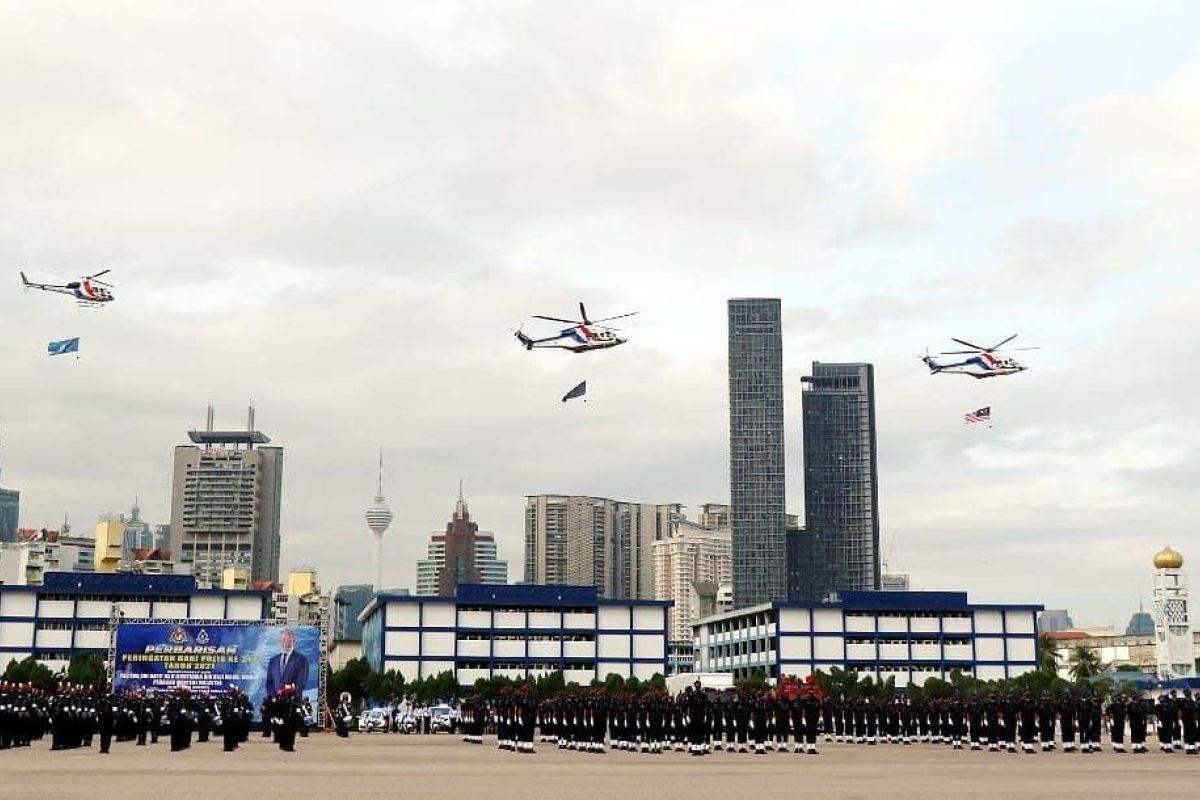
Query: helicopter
[[921, 334, 1039, 379], [515, 303, 637, 353], [20, 269, 115, 306]]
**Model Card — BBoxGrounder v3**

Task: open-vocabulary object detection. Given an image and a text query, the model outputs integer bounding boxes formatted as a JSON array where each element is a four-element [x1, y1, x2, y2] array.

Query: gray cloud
[[0, 3, 1196, 629]]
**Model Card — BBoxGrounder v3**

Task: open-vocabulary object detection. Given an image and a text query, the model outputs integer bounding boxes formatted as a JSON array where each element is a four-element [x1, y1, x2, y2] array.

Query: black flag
[[561, 381, 587, 403]]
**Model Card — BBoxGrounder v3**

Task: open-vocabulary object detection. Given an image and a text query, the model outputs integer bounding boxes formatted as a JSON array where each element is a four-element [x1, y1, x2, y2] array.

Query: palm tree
[[1068, 645, 1103, 682], [1038, 634, 1060, 675]]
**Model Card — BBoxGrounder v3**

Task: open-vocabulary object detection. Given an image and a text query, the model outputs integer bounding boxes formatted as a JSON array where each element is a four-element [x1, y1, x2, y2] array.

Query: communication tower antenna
[[364, 449, 393, 591]]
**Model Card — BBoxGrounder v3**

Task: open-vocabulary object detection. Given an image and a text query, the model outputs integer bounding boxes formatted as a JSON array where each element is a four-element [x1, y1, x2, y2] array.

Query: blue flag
[[561, 380, 587, 402], [48, 337, 80, 356]]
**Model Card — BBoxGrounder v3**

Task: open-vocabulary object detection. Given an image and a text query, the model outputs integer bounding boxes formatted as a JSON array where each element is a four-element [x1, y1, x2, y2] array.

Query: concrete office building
[[0, 539, 61, 586], [793, 362, 880, 600], [0, 572, 270, 673], [170, 406, 283, 586], [727, 298, 787, 607], [693, 590, 1043, 683], [416, 490, 508, 596], [653, 509, 732, 642], [359, 583, 670, 684], [524, 495, 676, 600], [271, 568, 329, 627]]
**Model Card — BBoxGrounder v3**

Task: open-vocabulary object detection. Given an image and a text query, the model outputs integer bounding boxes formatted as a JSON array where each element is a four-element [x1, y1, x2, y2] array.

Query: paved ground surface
[[2, 734, 1195, 799]]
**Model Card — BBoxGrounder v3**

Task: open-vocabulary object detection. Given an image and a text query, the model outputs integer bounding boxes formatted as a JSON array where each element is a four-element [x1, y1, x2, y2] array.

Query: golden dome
[[1154, 546, 1184, 570]]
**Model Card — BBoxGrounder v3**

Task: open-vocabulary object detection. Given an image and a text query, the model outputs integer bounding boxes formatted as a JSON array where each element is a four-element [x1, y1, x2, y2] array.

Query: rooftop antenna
[[247, 402, 256, 449], [206, 403, 214, 432], [883, 529, 898, 573]]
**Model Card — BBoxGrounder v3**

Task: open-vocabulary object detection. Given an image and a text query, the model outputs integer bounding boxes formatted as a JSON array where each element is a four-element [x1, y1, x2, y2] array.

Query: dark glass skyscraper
[[0, 450, 18, 543], [727, 298, 787, 607], [796, 362, 880, 599]]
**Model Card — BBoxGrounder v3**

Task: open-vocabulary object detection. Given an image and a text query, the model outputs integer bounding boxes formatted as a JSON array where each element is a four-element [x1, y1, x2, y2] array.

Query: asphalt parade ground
[[3, 734, 1194, 800]]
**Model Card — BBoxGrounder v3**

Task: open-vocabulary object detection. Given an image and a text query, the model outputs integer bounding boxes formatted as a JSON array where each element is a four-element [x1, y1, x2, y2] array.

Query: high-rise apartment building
[[170, 406, 283, 586], [524, 495, 677, 600], [793, 362, 880, 600], [0, 445, 18, 544], [653, 509, 732, 642], [415, 490, 508, 596], [727, 298, 787, 607]]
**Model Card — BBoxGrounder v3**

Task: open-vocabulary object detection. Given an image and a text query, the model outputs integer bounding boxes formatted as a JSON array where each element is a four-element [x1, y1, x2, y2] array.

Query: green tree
[[644, 673, 666, 692], [602, 673, 626, 694], [1, 656, 55, 690], [534, 670, 565, 698], [1038, 634, 1060, 675], [1068, 645, 1104, 682], [734, 668, 769, 691], [329, 657, 372, 704], [66, 652, 108, 690]]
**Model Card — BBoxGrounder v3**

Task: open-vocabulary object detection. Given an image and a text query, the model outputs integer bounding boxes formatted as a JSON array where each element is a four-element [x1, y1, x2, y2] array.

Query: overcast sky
[[1, 2, 1197, 628]]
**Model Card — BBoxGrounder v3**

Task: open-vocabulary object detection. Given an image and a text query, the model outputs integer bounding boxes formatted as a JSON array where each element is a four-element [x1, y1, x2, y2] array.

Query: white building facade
[[360, 583, 671, 685], [693, 590, 1042, 683], [0, 572, 270, 673], [0, 540, 61, 586]]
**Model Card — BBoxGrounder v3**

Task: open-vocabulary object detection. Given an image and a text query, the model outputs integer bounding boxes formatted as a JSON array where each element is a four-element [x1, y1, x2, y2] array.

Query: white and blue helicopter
[[921, 334, 1039, 379], [20, 269, 115, 307], [515, 303, 637, 353]]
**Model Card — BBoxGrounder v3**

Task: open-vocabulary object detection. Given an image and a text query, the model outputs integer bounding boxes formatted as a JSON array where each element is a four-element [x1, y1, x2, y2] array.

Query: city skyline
[[1, 4, 1197, 625]]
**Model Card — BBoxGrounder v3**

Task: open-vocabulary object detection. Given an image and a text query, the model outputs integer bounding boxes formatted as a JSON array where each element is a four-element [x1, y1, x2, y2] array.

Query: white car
[[428, 704, 457, 733], [357, 708, 389, 732]]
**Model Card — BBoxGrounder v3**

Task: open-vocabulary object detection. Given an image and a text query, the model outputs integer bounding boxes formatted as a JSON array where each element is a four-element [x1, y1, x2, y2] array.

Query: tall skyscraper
[[653, 508, 732, 642], [333, 583, 376, 641], [364, 451, 393, 592], [121, 500, 153, 561], [793, 361, 880, 600], [169, 405, 284, 586], [524, 495, 676, 600], [0, 441, 19, 544], [415, 487, 507, 596], [727, 298, 787, 607], [1037, 609, 1075, 634]]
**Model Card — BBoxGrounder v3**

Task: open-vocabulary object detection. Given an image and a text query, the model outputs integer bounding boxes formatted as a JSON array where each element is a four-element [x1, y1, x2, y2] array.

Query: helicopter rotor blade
[[590, 311, 639, 324], [89, 269, 111, 279], [579, 302, 590, 325], [950, 337, 988, 351], [989, 334, 1019, 350], [939, 350, 982, 355], [1006, 346, 1042, 351], [532, 315, 581, 325]]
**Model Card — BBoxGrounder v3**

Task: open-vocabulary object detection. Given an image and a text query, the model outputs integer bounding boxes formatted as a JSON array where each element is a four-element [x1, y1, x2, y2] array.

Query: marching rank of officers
[[0, 680, 310, 755], [458, 682, 1200, 757]]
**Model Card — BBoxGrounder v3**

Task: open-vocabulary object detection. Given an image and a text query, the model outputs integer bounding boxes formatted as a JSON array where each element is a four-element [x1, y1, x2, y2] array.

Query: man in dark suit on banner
[[266, 629, 309, 698]]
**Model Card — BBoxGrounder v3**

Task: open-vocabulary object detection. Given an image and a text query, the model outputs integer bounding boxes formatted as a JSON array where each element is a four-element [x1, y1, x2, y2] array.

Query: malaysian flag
[[964, 406, 991, 424]]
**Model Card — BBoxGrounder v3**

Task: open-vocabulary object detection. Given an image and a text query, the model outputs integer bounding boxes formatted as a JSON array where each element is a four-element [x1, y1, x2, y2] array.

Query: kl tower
[[365, 451, 394, 591]]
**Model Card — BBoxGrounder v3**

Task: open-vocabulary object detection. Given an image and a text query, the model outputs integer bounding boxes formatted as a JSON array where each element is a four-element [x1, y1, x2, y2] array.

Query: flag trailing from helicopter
[[47, 337, 80, 356], [964, 406, 991, 425], [562, 381, 587, 403]]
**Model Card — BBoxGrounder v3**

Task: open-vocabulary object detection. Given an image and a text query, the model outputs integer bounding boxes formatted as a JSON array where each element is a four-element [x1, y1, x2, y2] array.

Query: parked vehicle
[[357, 708, 389, 732]]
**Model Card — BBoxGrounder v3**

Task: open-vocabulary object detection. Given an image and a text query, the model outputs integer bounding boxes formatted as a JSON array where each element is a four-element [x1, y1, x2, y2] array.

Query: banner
[[113, 623, 320, 718]]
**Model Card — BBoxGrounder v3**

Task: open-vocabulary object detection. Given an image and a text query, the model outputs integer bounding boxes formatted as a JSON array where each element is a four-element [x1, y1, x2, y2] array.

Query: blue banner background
[[113, 623, 320, 718]]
